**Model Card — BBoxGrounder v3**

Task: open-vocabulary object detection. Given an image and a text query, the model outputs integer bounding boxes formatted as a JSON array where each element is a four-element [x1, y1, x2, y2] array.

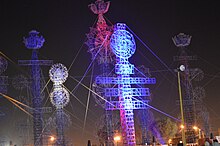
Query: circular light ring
[[50, 87, 70, 108], [86, 26, 115, 64], [12, 74, 29, 90], [0, 56, 8, 74], [49, 63, 68, 85], [110, 30, 136, 59]]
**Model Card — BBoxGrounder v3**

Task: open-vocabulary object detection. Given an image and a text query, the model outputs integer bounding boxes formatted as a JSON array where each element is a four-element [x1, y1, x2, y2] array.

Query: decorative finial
[[172, 33, 192, 47], [23, 30, 45, 49], [88, 0, 110, 15], [114, 23, 126, 30]]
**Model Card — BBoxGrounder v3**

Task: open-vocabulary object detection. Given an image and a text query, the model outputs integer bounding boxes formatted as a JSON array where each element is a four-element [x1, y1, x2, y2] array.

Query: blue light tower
[[95, 23, 156, 145], [173, 33, 210, 142], [86, 1, 115, 145], [136, 65, 154, 145], [49, 63, 70, 146], [19, 30, 53, 146]]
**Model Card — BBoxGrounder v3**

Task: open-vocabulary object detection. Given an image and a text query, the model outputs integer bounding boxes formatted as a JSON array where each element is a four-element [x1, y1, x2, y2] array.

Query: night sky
[[1, 0, 220, 145]]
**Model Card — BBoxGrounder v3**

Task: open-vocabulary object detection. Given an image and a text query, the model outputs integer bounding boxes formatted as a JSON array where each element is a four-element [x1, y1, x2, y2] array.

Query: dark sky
[[1, 0, 220, 145]]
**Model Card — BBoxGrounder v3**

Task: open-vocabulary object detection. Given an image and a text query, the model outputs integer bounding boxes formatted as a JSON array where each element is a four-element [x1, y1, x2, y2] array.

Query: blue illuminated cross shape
[[94, 23, 156, 145], [110, 23, 137, 145]]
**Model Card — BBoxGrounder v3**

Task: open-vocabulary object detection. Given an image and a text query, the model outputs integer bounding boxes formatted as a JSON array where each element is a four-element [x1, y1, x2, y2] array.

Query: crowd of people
[[204, 138, 220, 146]]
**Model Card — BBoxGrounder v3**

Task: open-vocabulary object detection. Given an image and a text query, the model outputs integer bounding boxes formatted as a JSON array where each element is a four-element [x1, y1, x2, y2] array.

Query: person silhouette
[[213, 139, 220, 146]]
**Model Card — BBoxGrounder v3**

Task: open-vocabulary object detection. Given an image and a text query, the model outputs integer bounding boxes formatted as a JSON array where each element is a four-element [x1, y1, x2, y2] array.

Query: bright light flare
[[168, 139, 172, 144], [114, 136, 121, 142], [50, 136, 55, 142], [180, 124, 184, 129], [193, 126, 198, 130]]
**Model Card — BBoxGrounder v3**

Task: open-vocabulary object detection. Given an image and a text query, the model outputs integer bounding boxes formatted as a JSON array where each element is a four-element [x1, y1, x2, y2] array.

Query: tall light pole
[[177, 65, 186, 146]]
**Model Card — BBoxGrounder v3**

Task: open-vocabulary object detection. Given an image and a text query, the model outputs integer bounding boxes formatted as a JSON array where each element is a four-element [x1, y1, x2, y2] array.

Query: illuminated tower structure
[[49, 63, 70, 146], [173, 33, 209, 142], [86, 0, 113, 65], [85, 0, 115, 145], [12, 74, 29, 106], [12, 74, 33, 146], [135, 65, 154, 145], [95, 23, 156, 145], [0, 56, 8, 95], [0, 56, 8, 117], [95, 113, 121, 145], [18, 30, 53, 146]]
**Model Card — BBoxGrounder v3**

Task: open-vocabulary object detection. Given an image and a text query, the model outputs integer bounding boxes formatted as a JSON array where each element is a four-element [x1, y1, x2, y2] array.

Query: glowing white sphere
[[179, 65, 185, 72], [110, 29, 136, 59], [50, 87, 70, 108], [49, 63, 68, 85]]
